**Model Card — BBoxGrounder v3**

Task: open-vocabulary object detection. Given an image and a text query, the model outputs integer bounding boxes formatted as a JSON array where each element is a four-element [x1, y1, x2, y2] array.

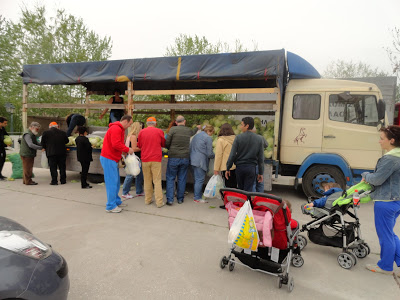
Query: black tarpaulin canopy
[[20, 49, 320, 95]]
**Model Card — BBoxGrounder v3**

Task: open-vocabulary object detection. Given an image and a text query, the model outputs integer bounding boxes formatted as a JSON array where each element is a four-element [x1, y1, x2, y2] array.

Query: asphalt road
[[1, 163, 399, 299]]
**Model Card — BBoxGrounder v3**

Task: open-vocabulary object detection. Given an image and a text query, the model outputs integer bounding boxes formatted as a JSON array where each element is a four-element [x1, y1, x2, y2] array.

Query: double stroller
[[219, 188, 302, 293], [299, 182, 373, 269]]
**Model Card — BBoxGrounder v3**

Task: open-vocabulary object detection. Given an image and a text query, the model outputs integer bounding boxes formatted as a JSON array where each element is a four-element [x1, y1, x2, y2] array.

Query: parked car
[[0, 216, 69, 299]]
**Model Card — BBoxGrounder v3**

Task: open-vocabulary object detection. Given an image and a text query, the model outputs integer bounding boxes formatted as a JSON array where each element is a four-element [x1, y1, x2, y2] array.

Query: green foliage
[[323, 59, 389, 79], [0, 5, 112, 133], [386, 27, 400, 103]]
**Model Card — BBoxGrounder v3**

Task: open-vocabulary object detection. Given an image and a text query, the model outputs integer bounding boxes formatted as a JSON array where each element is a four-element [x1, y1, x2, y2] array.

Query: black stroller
[[299, 184, 373, 269]]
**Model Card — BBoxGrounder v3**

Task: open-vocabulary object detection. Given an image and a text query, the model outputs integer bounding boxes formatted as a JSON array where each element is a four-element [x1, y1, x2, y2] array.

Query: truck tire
[[302, 165, 346, 198]]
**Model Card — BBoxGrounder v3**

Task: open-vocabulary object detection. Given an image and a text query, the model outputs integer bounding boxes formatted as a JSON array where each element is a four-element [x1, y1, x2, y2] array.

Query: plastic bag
[[203, 174, 224, 199], [124, 154, 140, 176], [7, 153, 23, 179], [228, 201, 259, 251], [41, 153, 49, 169]]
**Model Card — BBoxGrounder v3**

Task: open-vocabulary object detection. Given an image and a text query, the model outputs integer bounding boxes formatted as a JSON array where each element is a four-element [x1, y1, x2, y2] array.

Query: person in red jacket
[[137, 117, 166, 208], [100, 115, 134, 213]]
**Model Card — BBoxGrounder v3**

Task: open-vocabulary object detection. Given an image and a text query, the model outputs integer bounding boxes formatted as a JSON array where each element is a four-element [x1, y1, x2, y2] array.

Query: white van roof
[[287, 79, 381, 93]]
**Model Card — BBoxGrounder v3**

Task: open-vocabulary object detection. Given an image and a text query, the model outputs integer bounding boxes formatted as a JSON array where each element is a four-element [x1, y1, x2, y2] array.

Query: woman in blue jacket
[[190, 125, 215, 203], [362, 125, 400, 276]]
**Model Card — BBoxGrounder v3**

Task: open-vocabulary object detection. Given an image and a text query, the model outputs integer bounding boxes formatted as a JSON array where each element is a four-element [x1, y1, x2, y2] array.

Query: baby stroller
[[299, 182, 373, 269], [219, 188, 303, 293]]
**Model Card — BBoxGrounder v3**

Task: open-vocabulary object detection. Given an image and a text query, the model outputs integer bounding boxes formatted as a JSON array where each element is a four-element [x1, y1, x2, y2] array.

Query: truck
[[20, 49, 388, 197]]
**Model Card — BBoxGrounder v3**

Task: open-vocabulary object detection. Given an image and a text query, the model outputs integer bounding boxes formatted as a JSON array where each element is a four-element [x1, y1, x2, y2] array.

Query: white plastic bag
[[228, 201, 259, 251], [41, 152, 49, 169], [203, 174, 224, 199], [124, 154, 140, 176]]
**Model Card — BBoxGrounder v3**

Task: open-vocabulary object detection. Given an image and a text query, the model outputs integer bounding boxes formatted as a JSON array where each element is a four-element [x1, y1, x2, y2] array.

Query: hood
[[219, 135, 235, 144], [108, 121, 124, 130], [384, 147, 400, 158]]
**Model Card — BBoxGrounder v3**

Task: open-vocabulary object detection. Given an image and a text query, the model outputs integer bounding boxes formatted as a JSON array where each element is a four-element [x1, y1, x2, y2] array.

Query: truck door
[[322, 93, 382, 171], [280, 92, 324, 165]]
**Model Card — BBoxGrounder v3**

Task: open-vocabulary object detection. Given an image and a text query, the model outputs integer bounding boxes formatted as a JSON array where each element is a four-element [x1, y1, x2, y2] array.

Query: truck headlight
[[0, 231, 52, 260]]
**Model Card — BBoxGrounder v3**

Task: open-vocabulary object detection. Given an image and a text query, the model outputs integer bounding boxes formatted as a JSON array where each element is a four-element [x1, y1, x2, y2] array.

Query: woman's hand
[[225, 171, 230, 180], [214, 170, 219, 176]]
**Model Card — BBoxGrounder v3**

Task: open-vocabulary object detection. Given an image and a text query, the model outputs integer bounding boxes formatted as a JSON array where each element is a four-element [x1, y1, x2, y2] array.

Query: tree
[[0, 5, 112, 132], [386, 27, 400, 103], [323, 60, 388, 78]]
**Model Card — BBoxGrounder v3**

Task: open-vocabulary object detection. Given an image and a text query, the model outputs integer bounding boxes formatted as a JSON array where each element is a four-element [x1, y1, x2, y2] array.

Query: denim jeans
[[109, 111, 121, 123], [252, 165, 264, 193], [236, 164, 256, 192], [122, 166, 144, 195], [166, 158, 190, 203], [100, 156, 122, 210], [192, 166, 206, 200]]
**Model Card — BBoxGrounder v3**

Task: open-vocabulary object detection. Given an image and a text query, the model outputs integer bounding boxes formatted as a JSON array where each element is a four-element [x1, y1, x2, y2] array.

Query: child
[[75, 126, 93, 189], [304, 182, 343, 210]]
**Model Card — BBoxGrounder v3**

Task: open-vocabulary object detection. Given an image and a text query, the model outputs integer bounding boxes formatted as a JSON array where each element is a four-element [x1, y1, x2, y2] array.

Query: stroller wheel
[[337, 252, 354, 269], [362, 243, 371, 255], [353, 244, 368, 259], [220, 256, 228, 269], [277, 277, 283, 289], [287, 276, 294, 293], [228, 259, 235, 272], [348, 251, 358, 266], [291, 254, 304, 268], [297, 235, 308, 250]]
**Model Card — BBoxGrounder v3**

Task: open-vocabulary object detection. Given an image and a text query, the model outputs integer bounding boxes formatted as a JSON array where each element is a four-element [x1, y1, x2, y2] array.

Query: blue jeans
[[166, 158, 190, 203], [100, 156, 122, 210], [109, 111, 122, 123], [374, 200, 400, 271], [122, 166, 144, 195], [192, 166, 206, 200], [236, 164, 256, 192], [252, 165, 265, 193]]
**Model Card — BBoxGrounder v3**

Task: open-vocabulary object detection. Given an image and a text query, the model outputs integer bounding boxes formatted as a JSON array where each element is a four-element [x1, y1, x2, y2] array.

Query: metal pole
[[10, 113, 14, 133]]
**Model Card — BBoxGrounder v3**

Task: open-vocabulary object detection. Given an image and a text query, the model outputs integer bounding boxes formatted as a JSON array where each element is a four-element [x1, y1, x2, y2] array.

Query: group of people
[[101, 115, 267, 213]]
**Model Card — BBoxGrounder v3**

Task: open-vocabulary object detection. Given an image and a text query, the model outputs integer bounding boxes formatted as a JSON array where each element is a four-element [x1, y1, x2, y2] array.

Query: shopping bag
[[227, 201, 259, 251], [41, 152, 49, 169], [203, 174, 224, 199], [124, 154, 141, 176]]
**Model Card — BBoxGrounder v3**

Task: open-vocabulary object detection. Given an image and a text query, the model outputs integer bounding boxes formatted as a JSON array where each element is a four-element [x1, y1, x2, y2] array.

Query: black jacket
[[0, 127, 9, 150], [41, 128, 69, 157], [75, 136, 93, 162]]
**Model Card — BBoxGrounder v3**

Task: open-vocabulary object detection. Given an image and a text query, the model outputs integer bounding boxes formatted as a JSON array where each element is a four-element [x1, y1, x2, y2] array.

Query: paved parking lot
[[1, 162, 399, 299]]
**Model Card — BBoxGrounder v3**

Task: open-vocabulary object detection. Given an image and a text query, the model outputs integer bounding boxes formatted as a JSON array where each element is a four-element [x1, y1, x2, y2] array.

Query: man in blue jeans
[[226, 117, 264, 192], [165, 115, 199, 205]]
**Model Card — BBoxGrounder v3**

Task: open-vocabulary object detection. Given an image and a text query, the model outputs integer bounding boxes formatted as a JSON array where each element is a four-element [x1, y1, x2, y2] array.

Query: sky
[[1, 0, 399, 76]]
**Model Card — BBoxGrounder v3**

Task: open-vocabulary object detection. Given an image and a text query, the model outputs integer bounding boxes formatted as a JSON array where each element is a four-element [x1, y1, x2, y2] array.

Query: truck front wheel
[[302, 165, 346, 198]]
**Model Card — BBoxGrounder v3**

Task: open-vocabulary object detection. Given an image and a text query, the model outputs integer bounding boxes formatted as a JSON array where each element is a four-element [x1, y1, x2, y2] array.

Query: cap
[[49, 122, 58, 127], [147, 117, 156, 122]]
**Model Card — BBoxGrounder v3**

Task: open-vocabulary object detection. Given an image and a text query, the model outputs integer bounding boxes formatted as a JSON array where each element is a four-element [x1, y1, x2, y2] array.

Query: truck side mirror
[[377, 100, 385, 121]]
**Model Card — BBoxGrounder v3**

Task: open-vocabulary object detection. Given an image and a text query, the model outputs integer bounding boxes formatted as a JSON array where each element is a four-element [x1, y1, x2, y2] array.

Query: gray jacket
[[362, 148, 400, 201], [190, 131, 215, 172]]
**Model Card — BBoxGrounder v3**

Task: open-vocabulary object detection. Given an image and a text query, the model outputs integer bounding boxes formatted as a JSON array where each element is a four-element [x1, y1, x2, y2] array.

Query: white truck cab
[[278, 79, 387, 197]]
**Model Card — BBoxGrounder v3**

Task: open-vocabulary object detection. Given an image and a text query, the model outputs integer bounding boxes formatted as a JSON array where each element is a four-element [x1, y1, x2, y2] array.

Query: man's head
[[49, 122, 59, 129], [241, 117, 254, 132], [77, 126, 88, 136], [146, 116, 157, 127], [0, 117, 8, 129], [175, 115, 186, 126], [29, 122, 41, 135], [120, 115, 133, 129]]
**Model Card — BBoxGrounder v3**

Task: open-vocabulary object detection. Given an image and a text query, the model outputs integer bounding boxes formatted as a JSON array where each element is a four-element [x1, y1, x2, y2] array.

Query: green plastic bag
[[332, 182, 373, 207], [7, 153, 23, 179]]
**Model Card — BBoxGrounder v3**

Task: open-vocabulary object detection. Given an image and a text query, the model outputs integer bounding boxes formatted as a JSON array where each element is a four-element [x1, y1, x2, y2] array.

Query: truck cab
[[279, 79, 386, 197]]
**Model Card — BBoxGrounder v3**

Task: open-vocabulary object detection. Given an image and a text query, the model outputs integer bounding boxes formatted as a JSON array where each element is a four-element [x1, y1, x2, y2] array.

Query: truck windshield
[[329, 94, 379, 126]]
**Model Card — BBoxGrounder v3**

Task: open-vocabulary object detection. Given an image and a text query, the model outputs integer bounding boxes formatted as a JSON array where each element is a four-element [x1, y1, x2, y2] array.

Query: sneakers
[[106, 207, 122, 213], [194, 199, 208, 203], [166, 202, 173, 206], [118, 203, 128, 207], [135, 193, 145, 197], [121, 193, 134, 199], [366, 264, 394, 275]]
